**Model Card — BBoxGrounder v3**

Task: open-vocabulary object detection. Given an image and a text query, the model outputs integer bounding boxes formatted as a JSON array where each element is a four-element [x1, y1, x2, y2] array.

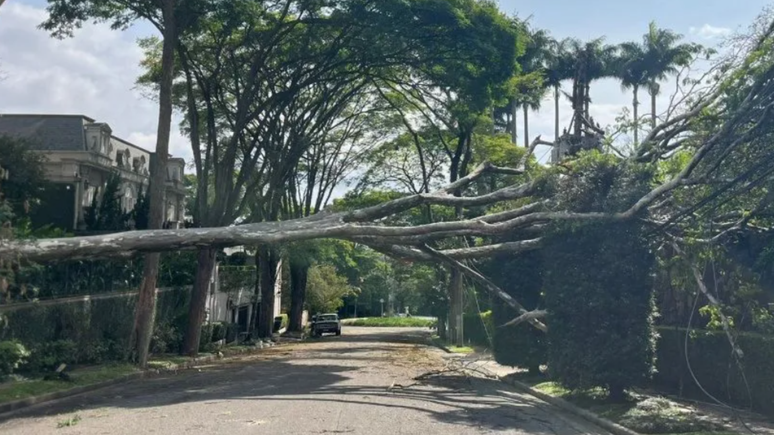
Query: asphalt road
[[0, 327, 611, 435]]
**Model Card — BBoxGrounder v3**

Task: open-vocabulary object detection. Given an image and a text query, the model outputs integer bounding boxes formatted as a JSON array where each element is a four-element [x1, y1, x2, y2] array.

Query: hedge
[[655, 327, 774, 415], [1, 287, 191, 369], [463, 311, 493, 347]]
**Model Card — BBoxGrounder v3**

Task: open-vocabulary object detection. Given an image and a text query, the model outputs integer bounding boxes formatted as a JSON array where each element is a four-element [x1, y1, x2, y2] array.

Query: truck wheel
[[335, 329, 341, 336]]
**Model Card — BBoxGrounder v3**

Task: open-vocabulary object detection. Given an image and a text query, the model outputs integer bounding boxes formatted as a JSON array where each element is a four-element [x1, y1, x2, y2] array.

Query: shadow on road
[[0, 328, 571, 434]]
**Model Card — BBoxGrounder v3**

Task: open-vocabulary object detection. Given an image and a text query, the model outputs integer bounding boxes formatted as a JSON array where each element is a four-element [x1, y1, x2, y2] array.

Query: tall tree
[[545, 38, 576, 140], [567, 38, 618, 136], [641, 21, 701, 128], [41, 0, 206, 367], [617, 41, 649, 146]]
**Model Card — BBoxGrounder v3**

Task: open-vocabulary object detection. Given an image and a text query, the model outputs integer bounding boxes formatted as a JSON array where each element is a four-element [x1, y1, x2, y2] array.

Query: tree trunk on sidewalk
[[130, 0, 176, 368], [182, 247, 217, 356], [257, 246, 280, 338], [288, 261, 308, 332]]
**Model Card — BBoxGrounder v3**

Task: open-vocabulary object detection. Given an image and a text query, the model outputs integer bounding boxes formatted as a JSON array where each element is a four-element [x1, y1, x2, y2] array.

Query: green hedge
[[1, 287, 191, 369], [655, 327, 774, 415], [463, 311, 493, 347]]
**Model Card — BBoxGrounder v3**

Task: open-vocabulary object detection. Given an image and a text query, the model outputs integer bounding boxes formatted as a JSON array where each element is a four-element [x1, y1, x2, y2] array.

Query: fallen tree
[[3, 16, 774, 339]]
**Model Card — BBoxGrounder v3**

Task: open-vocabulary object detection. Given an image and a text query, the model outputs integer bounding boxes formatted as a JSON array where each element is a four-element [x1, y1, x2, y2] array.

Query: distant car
[[311, 313, 341, 337]]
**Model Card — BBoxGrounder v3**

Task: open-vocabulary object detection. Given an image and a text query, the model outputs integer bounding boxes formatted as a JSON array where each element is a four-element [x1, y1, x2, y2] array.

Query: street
[[0, 327, 611, 435]]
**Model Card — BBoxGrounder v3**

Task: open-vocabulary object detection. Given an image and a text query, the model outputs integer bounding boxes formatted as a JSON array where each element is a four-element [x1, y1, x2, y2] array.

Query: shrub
[[279, 314, 289, 330], [543, 156, 657, 400], [151, 322, 183, 354], [543, 220, 656, 399], [463, 311, 493, 347], [486, 248, 546, 373], [0, 341, 30, 377], [655, 327, 774, 415], [25, 340, 79, 372]]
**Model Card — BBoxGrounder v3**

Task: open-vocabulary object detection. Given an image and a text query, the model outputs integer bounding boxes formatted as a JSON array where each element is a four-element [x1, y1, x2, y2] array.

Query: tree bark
[[554, 86, 560, 140], [523, 103, 530, 148], [510, 98, 518, 145], [130, 0, 176, 368], [257, 246, 280, 338], [633, 85, 639, 146], [288, 261, 308, 332], [182, 248, 216, 356]]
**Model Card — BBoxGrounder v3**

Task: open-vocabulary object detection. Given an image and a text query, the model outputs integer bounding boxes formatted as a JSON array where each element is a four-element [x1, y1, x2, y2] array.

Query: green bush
[[463, 311, 493, 347], [25, 340, 79, 372], [655, 327, 774, 415], [543, 220, 656, 399], [0, 341, 30, 377], [278, 314, 289, 330], [343, 317, 435, 327], [151, 322, 183, 354], [485, 248, 546, 373], [543, 156, 657, 400]]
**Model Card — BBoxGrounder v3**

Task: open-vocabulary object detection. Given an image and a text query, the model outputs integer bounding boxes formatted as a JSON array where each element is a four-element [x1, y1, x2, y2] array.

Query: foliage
[[0, 136, 48, 218], [84, 171, 128, 232], [342, 317, 435, 328], [0, 340, 30, 378], [25, 340, 79, 372], [485, 247, 547, 371], [462, 310, 493, 348], [306, 265, 357, 315], [655, 327, 774, 415], [543, 154, 657, 399]]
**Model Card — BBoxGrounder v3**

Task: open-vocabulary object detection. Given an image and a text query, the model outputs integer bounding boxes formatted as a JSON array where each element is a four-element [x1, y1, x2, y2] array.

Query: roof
[[0, 114, 91, 151]]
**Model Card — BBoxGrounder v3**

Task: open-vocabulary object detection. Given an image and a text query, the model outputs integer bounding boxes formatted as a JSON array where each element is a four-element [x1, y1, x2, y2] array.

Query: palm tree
[[617, 41, 649, 146], [545, 38, 576, 140], [567, 38, 619, 136], [516, 27, 552, 146], [641, 21, 701, 128]]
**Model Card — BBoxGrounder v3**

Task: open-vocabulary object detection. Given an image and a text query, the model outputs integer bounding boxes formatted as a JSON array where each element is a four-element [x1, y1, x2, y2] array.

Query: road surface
[[0, 327, 610, 434]]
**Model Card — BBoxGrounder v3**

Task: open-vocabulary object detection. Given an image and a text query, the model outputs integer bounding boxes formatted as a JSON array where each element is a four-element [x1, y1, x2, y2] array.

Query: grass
[[447, 345, 475, 354], [57, 414, 81, 428], [0, 364, 138, 404], [342, 317, 435, 328], [510, 378, 733, 435]]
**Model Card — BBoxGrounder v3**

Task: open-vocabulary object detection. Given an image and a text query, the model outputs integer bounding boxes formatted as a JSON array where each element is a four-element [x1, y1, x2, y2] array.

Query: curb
[[500, 376, 641, 435], [0, 371, 147, 417], [0, 339, 287, 419]]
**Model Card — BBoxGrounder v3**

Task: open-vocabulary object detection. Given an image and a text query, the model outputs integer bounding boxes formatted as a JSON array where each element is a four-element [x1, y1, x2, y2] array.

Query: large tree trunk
[[554, 86, 560, 140], [257, 246, 280, 338], [448, 268, 464, 346], [288, 261, 308, 332], [523, 104, 530, 148], [130, 1, 176, 368], [182, 248, 217, 356], [633, 85, 639, 146], [510, 98, 518, 145]]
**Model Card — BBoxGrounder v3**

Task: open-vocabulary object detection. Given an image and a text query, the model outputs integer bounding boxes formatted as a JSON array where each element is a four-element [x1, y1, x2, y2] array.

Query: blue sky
[[0, 0, 770, 167]]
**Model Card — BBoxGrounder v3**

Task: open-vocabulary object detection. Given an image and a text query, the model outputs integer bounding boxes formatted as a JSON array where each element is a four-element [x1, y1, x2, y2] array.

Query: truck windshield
[[318, 315, 337, 321]]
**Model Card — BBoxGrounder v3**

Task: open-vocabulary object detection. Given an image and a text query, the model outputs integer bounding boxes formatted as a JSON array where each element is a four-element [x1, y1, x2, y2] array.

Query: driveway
[[0, 327, 611, 434]]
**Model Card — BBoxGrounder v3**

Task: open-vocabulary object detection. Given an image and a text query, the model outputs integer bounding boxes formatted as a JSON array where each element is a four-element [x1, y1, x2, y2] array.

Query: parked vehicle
[[311, 313, 341, 337]]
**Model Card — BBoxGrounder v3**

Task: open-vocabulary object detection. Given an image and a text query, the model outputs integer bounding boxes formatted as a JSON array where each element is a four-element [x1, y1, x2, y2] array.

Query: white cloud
[[0, 2, 192, 164], [689, 24, 732, 40]]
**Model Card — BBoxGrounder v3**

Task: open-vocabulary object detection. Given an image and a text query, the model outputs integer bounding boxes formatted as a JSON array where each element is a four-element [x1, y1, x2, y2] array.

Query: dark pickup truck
[[311, 313, 341, 337]]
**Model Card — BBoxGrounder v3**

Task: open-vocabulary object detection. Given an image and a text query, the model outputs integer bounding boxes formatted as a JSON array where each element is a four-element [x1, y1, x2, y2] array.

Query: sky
[[0, 0, 771, 168]]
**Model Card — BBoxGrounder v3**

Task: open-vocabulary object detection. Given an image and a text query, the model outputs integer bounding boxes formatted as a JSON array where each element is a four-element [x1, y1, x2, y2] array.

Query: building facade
[[0, 114, 186, 231]]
